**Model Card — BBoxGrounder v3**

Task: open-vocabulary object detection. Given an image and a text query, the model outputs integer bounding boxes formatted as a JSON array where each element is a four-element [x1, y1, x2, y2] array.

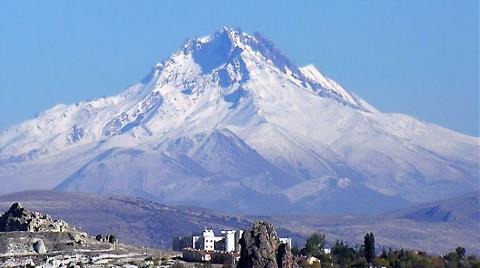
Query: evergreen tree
[[456, 246, 466, 259], [380, 246, 388, 259], [364, 232, 375, 264]]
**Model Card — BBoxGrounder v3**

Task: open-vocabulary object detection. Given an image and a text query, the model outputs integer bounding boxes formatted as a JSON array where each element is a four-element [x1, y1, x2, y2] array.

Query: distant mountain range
[[0, 27, 478, 214], [0, 190, 477, 254], [263, 191, 479, 255], [385, 190, 479, 225]]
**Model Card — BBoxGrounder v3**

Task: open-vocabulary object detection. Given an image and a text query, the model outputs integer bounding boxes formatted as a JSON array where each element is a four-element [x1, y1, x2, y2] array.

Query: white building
[[221, 230, 238, 252], [173, 228, 243, 252], [198, 229, 223, 251], [173, 228, 290, 253]]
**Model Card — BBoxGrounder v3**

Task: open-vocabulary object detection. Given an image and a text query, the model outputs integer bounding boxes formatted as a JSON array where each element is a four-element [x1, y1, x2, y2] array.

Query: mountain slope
[[0, 27, 478, 214], [55, 130, 294, 214], [0, 190, 297, 249]]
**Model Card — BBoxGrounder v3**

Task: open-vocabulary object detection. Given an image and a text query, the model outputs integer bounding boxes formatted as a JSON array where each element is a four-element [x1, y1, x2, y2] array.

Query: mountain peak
[[197, 26, 247, 46], [170, 28, 374, 112], [0, 28, 478, 217], [182, 28, 249, 75], [177, 27, 295, 76]]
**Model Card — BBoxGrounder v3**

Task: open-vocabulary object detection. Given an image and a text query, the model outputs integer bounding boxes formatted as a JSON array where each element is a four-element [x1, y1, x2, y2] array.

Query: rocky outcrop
[[237, 221, 294, 268], [0, 203, 174, 267], [95, 234, 117, 244], [0, 202, 69, 232]]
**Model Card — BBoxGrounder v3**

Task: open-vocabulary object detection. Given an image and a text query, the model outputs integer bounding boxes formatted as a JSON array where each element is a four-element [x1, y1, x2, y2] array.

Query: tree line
[[292, 232, 479, 268]]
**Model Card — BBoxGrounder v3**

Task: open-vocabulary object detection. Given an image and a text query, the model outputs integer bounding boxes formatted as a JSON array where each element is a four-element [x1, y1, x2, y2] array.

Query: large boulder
[[237, 221, 294, 268], [33, 239, 47, 254]]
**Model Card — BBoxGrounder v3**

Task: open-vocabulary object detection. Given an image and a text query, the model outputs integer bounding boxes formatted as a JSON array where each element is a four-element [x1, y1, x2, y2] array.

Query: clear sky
[[0, 1, 478, 136]]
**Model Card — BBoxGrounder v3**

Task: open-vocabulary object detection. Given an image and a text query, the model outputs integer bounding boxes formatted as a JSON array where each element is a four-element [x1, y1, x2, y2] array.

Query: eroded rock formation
[[237, 221, 294, 268]]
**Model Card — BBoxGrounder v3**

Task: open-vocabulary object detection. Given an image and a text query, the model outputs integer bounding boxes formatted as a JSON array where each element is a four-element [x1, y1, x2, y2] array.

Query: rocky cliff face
[[237, 221, 294, 268]]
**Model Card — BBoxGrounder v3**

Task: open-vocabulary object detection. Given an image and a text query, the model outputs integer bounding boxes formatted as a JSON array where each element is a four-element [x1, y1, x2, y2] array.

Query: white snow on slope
[[0, 27, 478, 214]]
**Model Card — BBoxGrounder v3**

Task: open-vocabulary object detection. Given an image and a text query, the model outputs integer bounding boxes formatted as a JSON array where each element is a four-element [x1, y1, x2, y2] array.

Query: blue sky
[[0, 1, 478, 135]]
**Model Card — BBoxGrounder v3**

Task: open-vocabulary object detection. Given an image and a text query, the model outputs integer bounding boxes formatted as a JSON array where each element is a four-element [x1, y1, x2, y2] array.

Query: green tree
[[363, 232, 375, 264], [380, 246, 388, 259], [304, 232, 326, 257], [456, 247, 466, 259], [352, 257, 369, 268], [332, 240, 357, 267]]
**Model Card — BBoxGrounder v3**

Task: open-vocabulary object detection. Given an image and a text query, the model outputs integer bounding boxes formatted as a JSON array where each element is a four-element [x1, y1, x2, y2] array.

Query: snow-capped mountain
[[0, 27, 478, 214]]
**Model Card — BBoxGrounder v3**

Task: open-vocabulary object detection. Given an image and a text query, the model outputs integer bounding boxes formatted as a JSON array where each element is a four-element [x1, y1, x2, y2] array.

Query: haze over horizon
[[0, 0, 478, 136]]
